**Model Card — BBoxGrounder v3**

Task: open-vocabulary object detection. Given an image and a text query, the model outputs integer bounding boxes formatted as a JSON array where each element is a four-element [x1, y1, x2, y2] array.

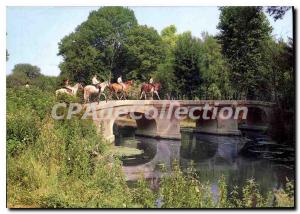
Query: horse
[[83, 81, 110, 103], [55, 83, 83, 96], [140, 82, 161, 100], [108, 80, 134, 100]]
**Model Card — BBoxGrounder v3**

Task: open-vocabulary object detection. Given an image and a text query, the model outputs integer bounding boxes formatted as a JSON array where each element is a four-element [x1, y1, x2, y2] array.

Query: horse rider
[[150, 76, 155, 84], [92, 75, 101, 88], [63, 79, 73, 92], [149, 77, 155, 90], [117, 75, 125, 90]]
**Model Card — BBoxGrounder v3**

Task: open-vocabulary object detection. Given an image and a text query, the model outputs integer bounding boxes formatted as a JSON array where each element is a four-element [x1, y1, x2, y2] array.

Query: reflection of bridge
[[85, 100, 275, 142]]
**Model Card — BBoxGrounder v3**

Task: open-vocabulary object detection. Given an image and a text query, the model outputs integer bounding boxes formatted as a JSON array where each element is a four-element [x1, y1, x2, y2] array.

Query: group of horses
[[55, 80, 161, 102]]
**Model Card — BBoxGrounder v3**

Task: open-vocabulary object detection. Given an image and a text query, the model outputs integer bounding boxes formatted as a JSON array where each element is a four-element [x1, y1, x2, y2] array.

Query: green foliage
[[58, 7, 166, 85], [161, 25, 178, 56], [7, 63, 59, 91], [274, 179, 295, 207], [7, 110, 41, 156], [58, 6, 139, 83], [7, 87, 56, 155], [126, 81, 142, 100], [7, 86, 130, 208], [153, 25, 178, 98], [198, 33, 232, 99], [7, 72, 30, 88], [131, 178, 157, 208], [7, 6, 295, 208], [157, 163, 293, 208], [266, 6, 291, 21], [31, 75, 59, 92], [7, 87, 56, 119], [173, 32, 202, 99], [12, 63, 42, 79], [123, 25, 165, 81], [263, 38, 294, 106], [217, 6, 272, 99], [160, 163, 213, 208]]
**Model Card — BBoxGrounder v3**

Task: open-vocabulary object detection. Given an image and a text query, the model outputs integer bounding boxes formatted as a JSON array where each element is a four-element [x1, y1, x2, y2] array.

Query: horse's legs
[[140, 91, 144, 100], [108, 90, 112, 100], [122, 91, 127, 100], [83, 91, 87, 103], [115, 92, 120, 100], [155, 91, 160, 100], [104, 93, 108, 102]]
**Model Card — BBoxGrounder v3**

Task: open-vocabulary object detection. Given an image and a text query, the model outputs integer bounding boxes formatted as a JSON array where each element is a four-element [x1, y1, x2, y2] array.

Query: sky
[[6, 6, 293, 76]]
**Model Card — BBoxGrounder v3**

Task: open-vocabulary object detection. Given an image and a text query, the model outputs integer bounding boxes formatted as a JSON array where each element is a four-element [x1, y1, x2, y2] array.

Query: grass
[[111, 146, 144, 157]]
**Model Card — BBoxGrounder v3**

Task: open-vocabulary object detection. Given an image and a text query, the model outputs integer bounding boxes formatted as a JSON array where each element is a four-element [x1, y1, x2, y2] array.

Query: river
[[114, 123, 294, 194]]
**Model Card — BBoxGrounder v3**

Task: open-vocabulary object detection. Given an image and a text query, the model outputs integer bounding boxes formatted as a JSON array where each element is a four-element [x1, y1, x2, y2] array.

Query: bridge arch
[[238, 106, 269, 127], [106, 107, 160, 141]]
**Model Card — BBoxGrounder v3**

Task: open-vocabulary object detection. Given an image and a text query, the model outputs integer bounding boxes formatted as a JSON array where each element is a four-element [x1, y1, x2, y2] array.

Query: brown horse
[[108, 80, 134, 100], [140, 82, 161, 100]]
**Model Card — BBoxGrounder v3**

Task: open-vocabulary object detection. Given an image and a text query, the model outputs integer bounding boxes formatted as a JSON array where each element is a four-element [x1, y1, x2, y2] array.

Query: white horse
[[83, 81, 110, 103], [55, 83, 83, 96]]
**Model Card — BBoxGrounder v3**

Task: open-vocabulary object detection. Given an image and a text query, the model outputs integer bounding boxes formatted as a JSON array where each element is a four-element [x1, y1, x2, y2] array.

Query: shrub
[[7, 110, 41, 155]]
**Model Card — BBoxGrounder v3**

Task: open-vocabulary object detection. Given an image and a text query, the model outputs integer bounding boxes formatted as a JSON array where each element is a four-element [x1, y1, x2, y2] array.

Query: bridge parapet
[[86, 100, 275, 142]]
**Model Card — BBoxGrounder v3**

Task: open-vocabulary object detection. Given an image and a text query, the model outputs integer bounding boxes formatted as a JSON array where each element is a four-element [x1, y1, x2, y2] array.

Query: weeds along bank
[[7, 87, 294, 208], [7, 87, 130, 208]]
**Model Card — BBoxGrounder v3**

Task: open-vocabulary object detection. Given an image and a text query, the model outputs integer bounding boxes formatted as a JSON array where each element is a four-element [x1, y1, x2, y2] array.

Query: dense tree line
[[57, 6, 293, 104], [6, 6, 293, 106], [6, 64, 59, 91]]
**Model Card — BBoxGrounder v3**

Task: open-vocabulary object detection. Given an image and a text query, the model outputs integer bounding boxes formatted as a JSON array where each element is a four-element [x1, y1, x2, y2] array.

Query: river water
[[114, 125, 294, 194]]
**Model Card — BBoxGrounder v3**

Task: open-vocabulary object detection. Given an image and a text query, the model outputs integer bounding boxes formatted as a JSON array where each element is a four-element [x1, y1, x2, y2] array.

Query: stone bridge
[[84, 100, 275, 142]]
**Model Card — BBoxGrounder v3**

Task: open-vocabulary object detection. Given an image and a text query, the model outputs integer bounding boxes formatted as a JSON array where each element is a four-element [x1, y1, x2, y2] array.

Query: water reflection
[[114, 124, 294, 193], [120, 137, 180, 181]]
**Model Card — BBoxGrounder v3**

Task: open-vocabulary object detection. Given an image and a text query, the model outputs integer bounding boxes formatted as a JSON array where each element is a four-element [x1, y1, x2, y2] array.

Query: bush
[[7, 110, 41, 155], [7, 87, 56, 120]]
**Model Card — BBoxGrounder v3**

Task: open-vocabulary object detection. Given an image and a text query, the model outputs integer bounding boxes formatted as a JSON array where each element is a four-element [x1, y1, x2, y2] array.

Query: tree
[[123, 25, 165, 81], [266, 6, 292, 21], [173, 32, 202, 99], [160, 25, 178, 55], [7, 64, 43, 88], [12, 63, 41, 79], [154, 25, 179, 98], [58, 7, 138, 83], [264, 38, 294, 106], [198, 33, 232, 99], [217, 6, 272, 99]]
